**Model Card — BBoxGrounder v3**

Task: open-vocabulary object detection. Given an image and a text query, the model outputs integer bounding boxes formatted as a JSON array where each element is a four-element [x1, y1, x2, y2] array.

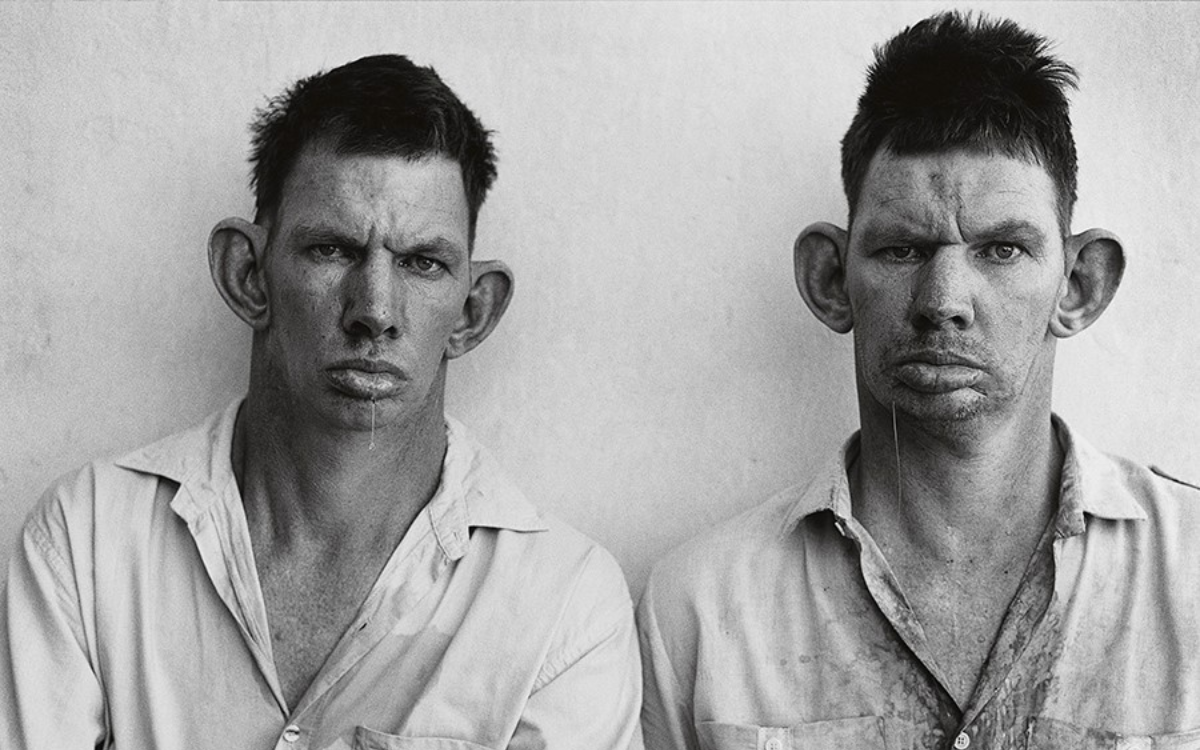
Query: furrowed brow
[[854, 216, 934, 250], [975, 219, 1047, 247], [290, 224, 365, 248], [409, 237, 470, 261]]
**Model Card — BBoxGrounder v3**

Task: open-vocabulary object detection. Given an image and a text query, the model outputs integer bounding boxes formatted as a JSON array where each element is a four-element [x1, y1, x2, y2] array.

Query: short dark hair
[[249, 54, 497, 242], [841, 11, 1079, 233]]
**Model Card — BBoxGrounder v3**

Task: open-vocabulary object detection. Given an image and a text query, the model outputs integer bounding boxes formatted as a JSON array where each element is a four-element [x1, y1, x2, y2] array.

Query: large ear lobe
[[1050, 228, 1125, 339], [794, 222, 852, 333], [209, 218, 271, 331], [446, 260, 514, 359]]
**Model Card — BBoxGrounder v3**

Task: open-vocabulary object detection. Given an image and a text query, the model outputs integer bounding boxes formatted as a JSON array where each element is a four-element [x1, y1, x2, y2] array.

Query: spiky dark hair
[[841, 11, 1079, 233], [249, 54, 496, 244]]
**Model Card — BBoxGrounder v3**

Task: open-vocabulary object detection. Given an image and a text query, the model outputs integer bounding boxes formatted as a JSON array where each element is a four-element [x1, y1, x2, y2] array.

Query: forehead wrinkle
[[277, 147, 470, 257], [861, 192, 962, 246], [866, 158, 960, 215], [861, 152, 1063, 247], [358, 183, 468, 254], [299, 183, 463, 250]]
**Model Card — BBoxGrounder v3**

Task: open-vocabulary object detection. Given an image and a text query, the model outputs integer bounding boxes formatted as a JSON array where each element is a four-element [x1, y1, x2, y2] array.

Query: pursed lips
[[326, 358, 408, 399], [898, 350, 981, 367], [331, 358, 406, 376], [893, 350, 984, 392]]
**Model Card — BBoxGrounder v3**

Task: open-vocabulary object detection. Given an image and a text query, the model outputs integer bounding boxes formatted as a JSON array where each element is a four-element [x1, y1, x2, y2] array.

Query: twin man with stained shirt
[[3, 11, 1199, 750]]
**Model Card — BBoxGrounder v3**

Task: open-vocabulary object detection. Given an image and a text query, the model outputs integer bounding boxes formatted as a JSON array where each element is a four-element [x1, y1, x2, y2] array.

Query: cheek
[[267, 279, 344, 362], [411, 291, 468, 351], [279, 293, 336, 339], [989, 280, 1063, 335], [431, 282, 470, 327], [850, 279, 909, 335]]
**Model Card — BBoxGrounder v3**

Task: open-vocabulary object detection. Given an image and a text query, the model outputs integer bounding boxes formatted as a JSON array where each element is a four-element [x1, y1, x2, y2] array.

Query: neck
[[852, 398, 1062, 561], [232, 391, 447, 555]]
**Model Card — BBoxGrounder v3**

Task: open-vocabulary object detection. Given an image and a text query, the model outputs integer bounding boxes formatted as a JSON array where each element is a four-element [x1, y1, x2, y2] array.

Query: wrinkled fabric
[[2, 401, 641, 750], [639, 417, 1200, 750]]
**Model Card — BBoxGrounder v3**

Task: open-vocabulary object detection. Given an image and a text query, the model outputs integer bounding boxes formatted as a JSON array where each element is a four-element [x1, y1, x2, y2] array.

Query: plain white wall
[[2, 2, 1197, 597]]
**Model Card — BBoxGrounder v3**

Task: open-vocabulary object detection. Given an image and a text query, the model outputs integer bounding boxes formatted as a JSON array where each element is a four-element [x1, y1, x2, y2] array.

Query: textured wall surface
[[2, 2, 1197, 596]]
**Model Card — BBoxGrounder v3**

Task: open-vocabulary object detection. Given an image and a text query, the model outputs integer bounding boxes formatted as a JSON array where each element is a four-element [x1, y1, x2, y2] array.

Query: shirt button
[[282, 725, 301, 743], [765, 739, 784, 750], [953, 732, 971, 749]]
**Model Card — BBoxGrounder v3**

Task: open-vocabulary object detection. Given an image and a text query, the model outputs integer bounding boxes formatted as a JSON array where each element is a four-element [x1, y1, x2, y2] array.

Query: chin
[[332, 387, 441, 431], [886, 388, 991, 430]]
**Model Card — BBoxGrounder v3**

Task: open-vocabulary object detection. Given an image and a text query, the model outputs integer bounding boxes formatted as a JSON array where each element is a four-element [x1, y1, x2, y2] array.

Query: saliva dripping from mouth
[[892, 402, 902, 510], [369, 398, 377, 451]]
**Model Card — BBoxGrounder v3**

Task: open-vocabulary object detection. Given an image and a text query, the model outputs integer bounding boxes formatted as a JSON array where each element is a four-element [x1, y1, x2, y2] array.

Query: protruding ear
[[794, 222, 852, 333], [209, 218, 271, 331], [446, 259, 514, 359], [1050, 228, 1125, 339]]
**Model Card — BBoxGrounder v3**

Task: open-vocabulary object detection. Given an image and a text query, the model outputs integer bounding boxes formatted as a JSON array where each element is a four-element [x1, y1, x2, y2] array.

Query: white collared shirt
[[2, 401, 641, 749], [639, 417, 1200, 750]]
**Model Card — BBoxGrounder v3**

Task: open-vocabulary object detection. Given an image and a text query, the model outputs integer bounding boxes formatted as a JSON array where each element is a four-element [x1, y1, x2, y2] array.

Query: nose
[[343, 249, 401, 339], [909, 248, 975, 330]]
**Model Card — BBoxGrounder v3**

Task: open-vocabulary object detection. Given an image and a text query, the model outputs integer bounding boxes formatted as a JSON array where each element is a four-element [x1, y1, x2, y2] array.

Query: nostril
[[343, 300, 397, 339], [345, 317, 376, 339], [912, 306, 972, 331], [910, 275, 974, 330]]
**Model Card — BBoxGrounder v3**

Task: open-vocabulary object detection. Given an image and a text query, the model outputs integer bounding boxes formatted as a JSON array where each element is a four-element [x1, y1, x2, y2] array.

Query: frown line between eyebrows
[[854, 214, 1050, 254], [290, 223, 465, 260]]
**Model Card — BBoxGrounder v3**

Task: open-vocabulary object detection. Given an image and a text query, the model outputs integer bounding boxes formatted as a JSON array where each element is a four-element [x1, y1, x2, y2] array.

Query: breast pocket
[[697, 716, 887, 750], [352, 726, 493, 750], [1025, 717, 1200, 750]]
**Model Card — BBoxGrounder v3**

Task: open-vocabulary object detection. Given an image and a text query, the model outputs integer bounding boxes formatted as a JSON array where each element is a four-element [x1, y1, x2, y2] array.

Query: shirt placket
[[839, 514, 958, 699], [846, 512, 1064, 750], [177, 477, 289, 715], [820, 453, 964, 745], [949, 519, 1059, 749]]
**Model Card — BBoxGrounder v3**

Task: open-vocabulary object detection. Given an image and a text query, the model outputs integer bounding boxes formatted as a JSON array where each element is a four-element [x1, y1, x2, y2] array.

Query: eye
[[882, 246, 922, 262], [311, 244, 351, 260], [401, 255, 445, 276], [980, 243, 1023, 261]]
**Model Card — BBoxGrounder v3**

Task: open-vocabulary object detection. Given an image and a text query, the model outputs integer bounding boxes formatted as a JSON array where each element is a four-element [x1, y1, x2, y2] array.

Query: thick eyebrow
[[289, 224, 365, 249], [289, 224, 464, 258], [402, 236, 463, 258], [854, 216, 1049, 251], [973, 219, 1048, 247], [853, 216, 931, 250]]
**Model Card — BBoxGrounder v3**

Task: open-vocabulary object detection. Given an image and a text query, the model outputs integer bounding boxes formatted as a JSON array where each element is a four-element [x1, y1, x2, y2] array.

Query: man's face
[[844, 147, 1068, 427], [258, 145, 472, 432]]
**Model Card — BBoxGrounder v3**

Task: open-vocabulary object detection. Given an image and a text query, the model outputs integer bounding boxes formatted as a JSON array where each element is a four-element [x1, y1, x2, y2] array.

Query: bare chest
[[900, 565, 1026, 706], [258, 560, 382, 710]]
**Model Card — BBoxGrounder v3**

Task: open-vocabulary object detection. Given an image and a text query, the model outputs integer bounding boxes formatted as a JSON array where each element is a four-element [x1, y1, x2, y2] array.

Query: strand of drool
[[892, 402, 902, 508], [369, 399, 376, 451]]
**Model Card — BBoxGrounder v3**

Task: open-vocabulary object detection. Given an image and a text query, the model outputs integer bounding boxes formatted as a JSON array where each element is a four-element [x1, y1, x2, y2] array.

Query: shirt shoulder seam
[[530, 545, 630, 691]]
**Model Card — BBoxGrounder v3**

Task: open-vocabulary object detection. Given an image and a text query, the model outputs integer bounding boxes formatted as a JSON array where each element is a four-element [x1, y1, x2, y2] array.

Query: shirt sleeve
[[509, 547, 642, 750], [637, 574, 699, 750], [1, 491, 107, 749]]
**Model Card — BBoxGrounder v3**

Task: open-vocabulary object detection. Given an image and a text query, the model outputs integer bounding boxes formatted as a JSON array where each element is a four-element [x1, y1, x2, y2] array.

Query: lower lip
[[894, 363, 982, 393], [327, 369, 405, 399]]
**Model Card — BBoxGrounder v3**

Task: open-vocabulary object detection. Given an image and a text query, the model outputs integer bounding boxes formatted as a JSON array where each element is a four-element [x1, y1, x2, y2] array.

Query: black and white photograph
[[2, 3, 1198, 748]]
